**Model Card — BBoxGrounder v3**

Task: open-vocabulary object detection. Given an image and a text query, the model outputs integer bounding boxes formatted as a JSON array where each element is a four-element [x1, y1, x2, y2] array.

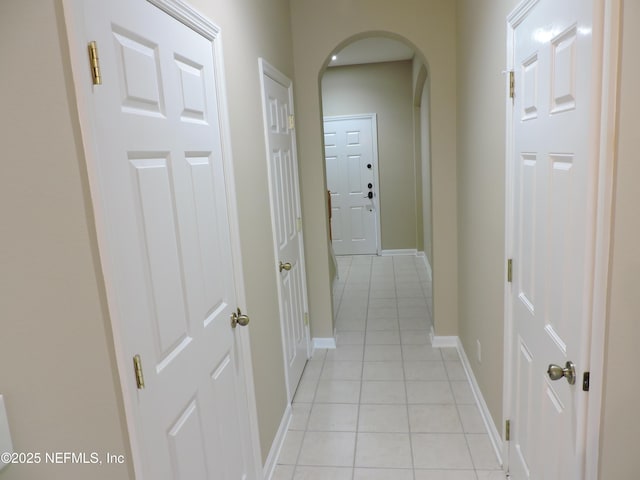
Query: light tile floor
[[272, 255, 506, 480]]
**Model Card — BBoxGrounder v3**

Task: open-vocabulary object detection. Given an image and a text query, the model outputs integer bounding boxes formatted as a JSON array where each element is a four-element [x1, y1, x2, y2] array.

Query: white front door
[[324, 115, 380, 255], [68, 0, 257, 478], [259, 60, 310, 399], [508, 0, 598, 478]]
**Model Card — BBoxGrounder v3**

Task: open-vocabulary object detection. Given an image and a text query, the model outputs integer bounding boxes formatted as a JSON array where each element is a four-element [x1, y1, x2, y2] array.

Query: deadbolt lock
[[230, 308, 250, 329]]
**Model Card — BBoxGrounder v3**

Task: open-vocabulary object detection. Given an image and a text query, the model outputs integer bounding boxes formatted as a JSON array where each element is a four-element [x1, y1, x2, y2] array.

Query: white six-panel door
[[324, 115, 380, 255], [259, 60, 310, 399], [68, 0, 257, 478], [508, 0, 597, 478]]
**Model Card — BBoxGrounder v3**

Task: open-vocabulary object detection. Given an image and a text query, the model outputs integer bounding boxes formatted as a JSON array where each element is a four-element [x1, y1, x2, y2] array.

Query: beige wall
[[290, 0, 459, 339], [412, 58, 429, 257], [599, 0, 640, 476], [322, 61, 417, 250], [0, 1, 133, 478], [185, 0, 293, 463], [420, 79, 434, 266], [456, 0, 519, 429]]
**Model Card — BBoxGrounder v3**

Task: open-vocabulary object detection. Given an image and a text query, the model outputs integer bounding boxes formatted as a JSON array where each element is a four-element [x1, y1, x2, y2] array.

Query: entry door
[[259, 60, 310, 399], [508, 0, 597, 478], [324, 115, 380, 255], [72, 0, 257, 478]]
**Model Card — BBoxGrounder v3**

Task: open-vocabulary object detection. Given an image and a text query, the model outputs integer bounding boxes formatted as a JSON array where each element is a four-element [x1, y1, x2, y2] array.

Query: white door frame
[[324, 113, 382, 256], [61, 1, 263, 477], [502, 0, 621, 476], [258, 58, 312, 401]]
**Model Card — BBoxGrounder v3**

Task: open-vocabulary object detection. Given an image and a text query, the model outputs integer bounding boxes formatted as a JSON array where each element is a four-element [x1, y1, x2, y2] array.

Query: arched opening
[[318, 32, 434, 332]]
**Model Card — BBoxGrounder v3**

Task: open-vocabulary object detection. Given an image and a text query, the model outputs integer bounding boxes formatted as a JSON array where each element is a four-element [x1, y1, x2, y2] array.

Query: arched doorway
[[319, 33, 434, 333]]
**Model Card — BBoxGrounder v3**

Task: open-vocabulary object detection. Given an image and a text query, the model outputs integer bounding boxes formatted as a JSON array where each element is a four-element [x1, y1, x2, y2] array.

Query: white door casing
[[63, 0, 260, 478], [259, 59, 311, 400], [504, 0, 614, 478], [324, 115, 381, 255]]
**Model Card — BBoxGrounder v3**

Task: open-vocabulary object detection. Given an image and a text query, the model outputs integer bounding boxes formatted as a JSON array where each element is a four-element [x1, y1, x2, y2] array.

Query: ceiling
[[328, 37, 415, 67]]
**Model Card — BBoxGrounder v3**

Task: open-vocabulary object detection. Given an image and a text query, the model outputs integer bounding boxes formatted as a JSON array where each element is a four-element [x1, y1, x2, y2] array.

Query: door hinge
[[88, 41, 102, 86], [297, 217, 303, 232], [288, 114, 295, 130], [133, 354, 145, 389], [583, 371, 590, 392], [509, 70, 515, 100], [505, 419, 511, 441], [507, 258, 513, 283], [304, 312, 309, 326]]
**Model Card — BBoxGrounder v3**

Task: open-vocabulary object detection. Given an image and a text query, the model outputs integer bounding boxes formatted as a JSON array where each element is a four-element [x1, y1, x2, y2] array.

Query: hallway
[[272, 255, 505, 479]]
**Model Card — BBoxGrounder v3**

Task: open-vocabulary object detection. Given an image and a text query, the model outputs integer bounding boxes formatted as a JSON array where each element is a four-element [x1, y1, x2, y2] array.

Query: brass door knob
[[279, 261, 292, 272], [230, 308, 250, 328]]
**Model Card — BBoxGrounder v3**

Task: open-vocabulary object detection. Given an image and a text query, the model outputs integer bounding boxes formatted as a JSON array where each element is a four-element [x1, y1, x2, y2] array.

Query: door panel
[[508, 0, 596, 478], [78, 0, 255, 478], [324, 116, 379, 255], [260, 65, 310, 399]]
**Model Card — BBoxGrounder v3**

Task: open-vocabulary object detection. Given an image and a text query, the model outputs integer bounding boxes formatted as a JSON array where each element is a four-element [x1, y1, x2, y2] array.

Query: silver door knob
[[230, 308, 250, 328], [279, 261, 292, 272], [547, 361, 576, 385]]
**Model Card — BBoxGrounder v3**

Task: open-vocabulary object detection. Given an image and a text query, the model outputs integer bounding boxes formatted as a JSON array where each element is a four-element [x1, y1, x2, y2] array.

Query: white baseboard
[[380, 249, 418, 256], [312, 337, 337, 350], [263, 403, 292, 480], [429, 326, 458, 347], [417, 251, 433, 281], [455, 338, 504, 468]]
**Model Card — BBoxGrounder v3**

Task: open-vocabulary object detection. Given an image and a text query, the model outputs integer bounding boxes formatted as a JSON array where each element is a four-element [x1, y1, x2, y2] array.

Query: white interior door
[[259, 60, 310, 399], [324, 115, 380, 255], [508, 0, 597, 478], [71, 1, 257, 478]]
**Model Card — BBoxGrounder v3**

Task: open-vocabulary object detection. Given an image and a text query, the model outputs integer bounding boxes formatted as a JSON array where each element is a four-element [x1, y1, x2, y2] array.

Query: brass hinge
[[507, 258, 513, 283], [133, 354, 145, 389], [304, 312, 309, 326], [88, 41, 102, 86], [505, 419, 511, 441], [297, 217, 303, 232], [509, 70, 515, 100], [583, 371, 590, 392], [288, 114, 295, 130]]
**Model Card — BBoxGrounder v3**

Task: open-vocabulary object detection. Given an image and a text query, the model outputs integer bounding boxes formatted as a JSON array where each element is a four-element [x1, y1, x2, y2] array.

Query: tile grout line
[[392, 256, 419, 480], [350, 255, 373, 479]]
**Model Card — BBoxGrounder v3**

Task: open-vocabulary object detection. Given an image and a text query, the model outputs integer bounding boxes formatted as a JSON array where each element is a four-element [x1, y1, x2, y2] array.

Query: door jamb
[[502, 0, 621, 478], [324, 114, 382, 256], [258, 58, 312, 402], [61, 1, 263, 477]]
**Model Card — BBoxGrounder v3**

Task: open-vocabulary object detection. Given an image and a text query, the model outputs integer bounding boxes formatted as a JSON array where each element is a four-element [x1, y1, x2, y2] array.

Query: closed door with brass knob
[[261, 64, 311, 402], [507, 1, 600, 478]]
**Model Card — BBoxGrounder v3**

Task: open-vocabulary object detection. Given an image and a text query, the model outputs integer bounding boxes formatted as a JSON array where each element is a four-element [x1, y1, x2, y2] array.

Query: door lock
[[368, 183, 373, 189], [279, 261, 292, 272], [547, 361, 576, 385], [230, 308, 250, 328]]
